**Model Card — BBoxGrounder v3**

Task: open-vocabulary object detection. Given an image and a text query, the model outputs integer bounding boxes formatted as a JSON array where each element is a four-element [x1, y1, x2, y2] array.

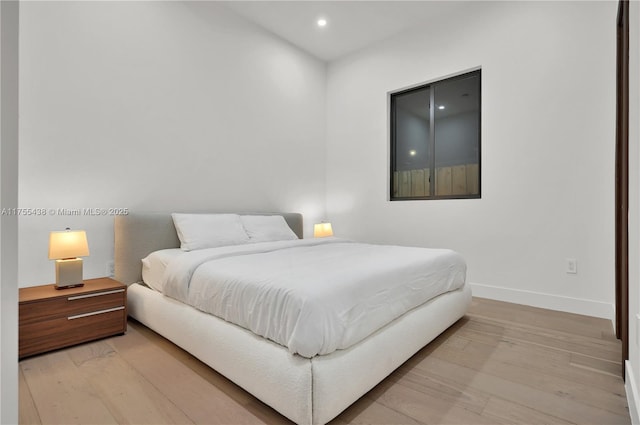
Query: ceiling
[[222, 1, 471, 62]]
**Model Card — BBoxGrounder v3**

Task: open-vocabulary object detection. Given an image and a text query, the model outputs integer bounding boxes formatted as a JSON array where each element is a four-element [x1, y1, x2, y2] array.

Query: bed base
[[127, 282, 471, 425]]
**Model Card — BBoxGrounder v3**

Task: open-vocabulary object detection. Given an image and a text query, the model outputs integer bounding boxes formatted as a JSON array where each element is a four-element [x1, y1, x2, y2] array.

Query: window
[[390, 70, 481, 200]]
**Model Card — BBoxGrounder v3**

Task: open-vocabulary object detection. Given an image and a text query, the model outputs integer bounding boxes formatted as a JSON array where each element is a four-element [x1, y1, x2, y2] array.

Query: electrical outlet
[[106, 260, 115, 278], [566, 258, 577, 274]]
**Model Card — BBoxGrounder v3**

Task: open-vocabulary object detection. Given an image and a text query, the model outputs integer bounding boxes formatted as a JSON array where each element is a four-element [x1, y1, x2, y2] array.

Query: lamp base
[[54, 258, 85, 289]]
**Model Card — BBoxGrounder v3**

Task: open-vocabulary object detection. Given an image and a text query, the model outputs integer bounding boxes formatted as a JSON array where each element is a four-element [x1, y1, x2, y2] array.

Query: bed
[[114, 212, 471, 425]]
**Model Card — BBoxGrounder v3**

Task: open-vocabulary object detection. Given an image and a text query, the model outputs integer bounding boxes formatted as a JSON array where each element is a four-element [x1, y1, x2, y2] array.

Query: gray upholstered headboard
[[114, 212, 303, 285]]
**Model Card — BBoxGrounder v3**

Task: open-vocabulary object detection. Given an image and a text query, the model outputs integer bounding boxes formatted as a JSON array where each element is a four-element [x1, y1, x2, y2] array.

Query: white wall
[[326, 1, 617, 318], [16, 1, 619, 312], [0, 1, 19, 422], [18, 1, 327, 287], [626, 0, 640, 422]]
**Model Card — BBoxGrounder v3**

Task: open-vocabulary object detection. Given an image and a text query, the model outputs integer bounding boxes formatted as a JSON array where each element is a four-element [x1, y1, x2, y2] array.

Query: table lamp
[[48, 228, 90, 289], [313, 222, 333, 238]]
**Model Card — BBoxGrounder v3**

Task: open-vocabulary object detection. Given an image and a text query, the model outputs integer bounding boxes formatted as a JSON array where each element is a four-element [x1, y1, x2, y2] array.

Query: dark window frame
[[390, 69, 482, 201]]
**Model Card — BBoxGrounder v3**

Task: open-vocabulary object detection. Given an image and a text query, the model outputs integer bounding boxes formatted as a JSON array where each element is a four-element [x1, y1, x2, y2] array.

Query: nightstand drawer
[[19, 289, 125, 324], [19, 307, 126, 358]]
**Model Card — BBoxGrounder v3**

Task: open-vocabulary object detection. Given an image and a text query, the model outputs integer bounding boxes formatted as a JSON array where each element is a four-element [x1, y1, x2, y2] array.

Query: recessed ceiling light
[[438, 105, 445, 110], [409, 150, 417, 156], [317, 18, 328, 28]]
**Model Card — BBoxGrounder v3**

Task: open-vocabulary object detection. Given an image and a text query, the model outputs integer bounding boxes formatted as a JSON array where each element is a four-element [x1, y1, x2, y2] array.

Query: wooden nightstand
[[19, 277, 127, 359]]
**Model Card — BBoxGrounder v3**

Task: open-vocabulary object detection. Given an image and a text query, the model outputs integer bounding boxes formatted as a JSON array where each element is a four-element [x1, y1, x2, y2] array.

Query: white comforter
[[161, 238, 466, 358]]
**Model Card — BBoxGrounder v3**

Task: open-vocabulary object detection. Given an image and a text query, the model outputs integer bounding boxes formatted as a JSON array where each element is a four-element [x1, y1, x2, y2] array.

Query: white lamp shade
[[313, 222, 333, 238], [48, 230, 89, 260]]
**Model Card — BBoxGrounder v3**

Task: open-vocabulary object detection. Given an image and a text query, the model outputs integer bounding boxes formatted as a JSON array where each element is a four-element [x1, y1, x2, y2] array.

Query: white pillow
[[171, 213, 249, 251], [240, 215, 299, 243]]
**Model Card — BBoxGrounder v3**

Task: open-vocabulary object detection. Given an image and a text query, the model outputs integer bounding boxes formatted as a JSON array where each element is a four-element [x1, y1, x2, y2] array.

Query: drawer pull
[[68, 306, 125, 320], [68, 289, 125, 301]]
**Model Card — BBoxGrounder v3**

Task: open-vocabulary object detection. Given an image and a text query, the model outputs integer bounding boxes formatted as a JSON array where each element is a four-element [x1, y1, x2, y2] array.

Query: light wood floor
[[19, 297, 631, 425]]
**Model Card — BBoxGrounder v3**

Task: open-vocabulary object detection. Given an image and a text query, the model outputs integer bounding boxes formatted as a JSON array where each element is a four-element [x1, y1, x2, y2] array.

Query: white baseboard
[[469, 282, 615, 321], [627, 360, 640, 425]]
